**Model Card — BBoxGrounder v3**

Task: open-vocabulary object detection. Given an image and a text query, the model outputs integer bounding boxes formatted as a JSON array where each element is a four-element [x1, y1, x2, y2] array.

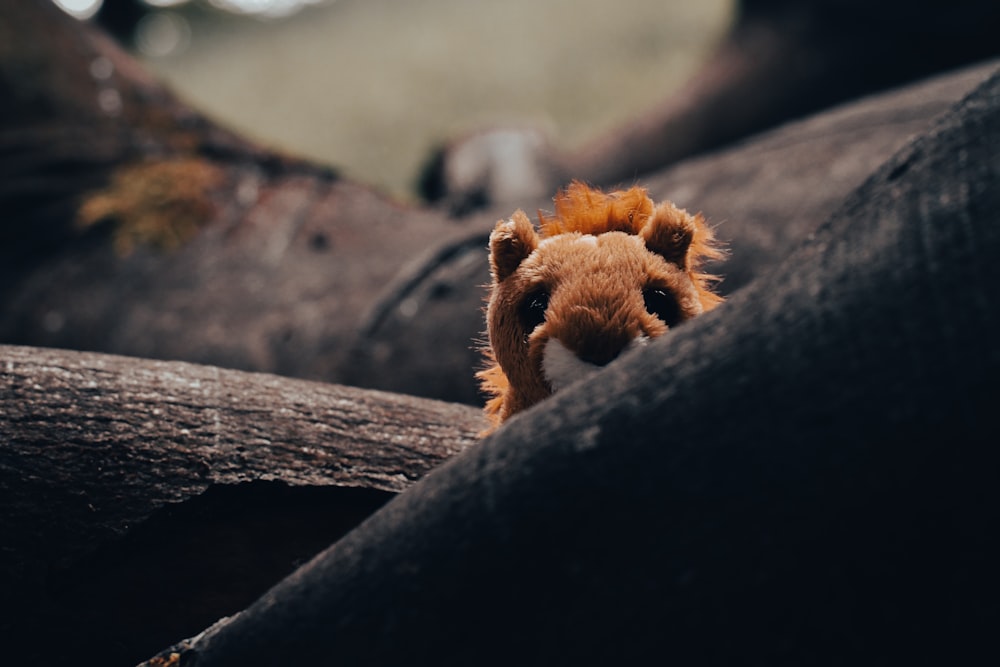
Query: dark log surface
[[142, 64, 1000, 667], [2, 2, 999, 665], [0, 343, 482, 665]]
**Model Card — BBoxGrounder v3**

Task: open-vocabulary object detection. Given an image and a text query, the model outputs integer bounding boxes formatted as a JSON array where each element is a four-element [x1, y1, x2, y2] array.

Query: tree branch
[[1, 343, 484, 665]]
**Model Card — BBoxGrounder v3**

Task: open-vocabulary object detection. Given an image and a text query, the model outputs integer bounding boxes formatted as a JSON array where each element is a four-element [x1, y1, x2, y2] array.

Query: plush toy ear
[[489, 210, 539, 281], [640, 201, 697, 268]]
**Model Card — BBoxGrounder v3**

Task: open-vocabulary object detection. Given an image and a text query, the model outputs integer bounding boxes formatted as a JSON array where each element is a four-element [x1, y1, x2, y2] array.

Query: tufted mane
[[538, 182, 654, 237]]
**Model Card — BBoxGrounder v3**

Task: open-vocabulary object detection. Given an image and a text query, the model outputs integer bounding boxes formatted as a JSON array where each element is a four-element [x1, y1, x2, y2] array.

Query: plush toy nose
[[559, 306, 635, 367], [577, 340, 627, 366]]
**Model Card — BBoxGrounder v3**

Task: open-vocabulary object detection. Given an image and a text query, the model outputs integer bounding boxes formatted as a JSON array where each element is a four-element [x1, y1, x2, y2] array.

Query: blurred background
[[54, 0, 732, 200]]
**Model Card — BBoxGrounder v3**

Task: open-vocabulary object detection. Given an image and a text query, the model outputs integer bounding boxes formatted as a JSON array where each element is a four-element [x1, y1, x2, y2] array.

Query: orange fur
[[478, 181, 724, 432]]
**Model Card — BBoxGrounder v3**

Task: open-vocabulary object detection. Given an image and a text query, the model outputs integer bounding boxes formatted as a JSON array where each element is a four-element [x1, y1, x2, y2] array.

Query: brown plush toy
[[479, 181, 724, 430]]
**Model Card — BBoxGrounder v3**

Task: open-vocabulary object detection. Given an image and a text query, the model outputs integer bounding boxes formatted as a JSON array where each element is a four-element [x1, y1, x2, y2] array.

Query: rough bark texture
[[0, 344, 483, 665], [142, 65, 1000, 667], [2, 3, 999, 665]]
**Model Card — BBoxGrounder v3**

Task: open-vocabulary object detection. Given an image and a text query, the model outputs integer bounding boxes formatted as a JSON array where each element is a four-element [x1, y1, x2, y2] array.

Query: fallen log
[[142, 62, 1000, 667], [0, 344, 483, 665], [0, 5, 997, 665]]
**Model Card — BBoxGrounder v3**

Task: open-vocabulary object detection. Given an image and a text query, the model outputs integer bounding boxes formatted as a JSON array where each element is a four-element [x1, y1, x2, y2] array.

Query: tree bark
[[0, 343, 483, 665], [140, 64, 1000, 667], [1, 3, 998, 666]]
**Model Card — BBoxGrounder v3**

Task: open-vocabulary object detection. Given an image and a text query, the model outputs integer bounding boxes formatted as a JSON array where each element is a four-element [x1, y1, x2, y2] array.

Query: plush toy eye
[[643, 287, 682, 327], [519, 289, 549, 333]]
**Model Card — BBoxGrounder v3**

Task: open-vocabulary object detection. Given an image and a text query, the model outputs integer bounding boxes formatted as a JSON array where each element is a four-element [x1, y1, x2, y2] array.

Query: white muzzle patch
[[542, 336, 648, 392]]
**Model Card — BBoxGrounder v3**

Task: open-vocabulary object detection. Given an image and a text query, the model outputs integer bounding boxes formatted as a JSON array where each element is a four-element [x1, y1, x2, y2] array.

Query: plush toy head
[[478, 181, 724, 428]]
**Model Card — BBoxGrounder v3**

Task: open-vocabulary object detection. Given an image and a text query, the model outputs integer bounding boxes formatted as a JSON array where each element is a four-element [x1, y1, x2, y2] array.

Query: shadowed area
[[18, 482, 394, 666]]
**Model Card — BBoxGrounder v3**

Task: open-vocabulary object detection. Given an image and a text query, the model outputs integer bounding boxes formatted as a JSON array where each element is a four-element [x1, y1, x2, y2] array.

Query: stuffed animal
[[479, 181, 724, 429]]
